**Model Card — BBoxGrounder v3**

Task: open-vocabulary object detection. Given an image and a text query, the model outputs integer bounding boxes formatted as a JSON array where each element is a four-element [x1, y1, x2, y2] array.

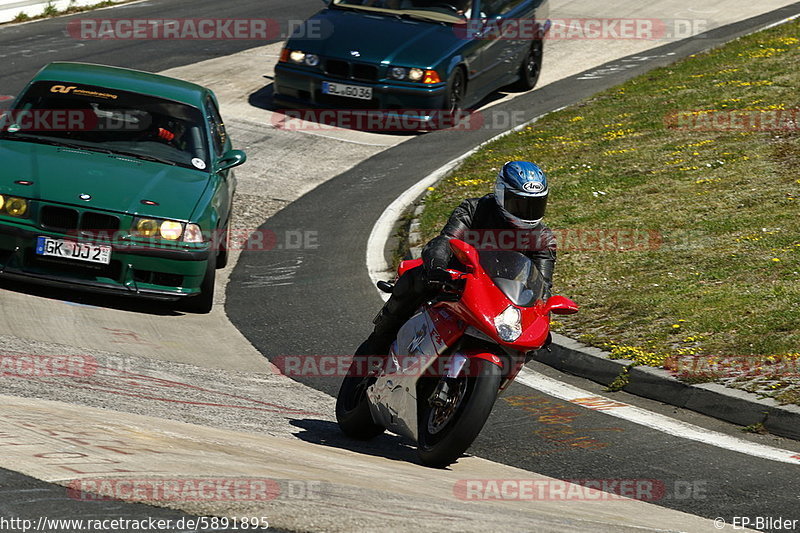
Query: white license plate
[[322, 81, 373, 100], [35, 236, 111, 265]]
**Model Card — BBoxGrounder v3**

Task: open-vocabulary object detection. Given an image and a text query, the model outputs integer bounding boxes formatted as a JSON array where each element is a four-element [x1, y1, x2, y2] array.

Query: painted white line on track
[[516, 368, 800, 465]]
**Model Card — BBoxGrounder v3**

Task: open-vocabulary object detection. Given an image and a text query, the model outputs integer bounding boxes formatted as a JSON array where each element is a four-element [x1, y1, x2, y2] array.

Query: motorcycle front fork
[[428, 378, 459, 408]]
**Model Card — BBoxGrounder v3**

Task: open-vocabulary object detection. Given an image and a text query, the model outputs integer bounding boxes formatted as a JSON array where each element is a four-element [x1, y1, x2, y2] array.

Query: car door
[[205, 96, 234, 231], [476, 0, 533, 89]]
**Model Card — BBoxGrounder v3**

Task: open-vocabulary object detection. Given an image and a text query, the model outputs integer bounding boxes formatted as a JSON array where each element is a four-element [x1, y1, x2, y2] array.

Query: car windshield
[[332, 0, 471, 23], [0, 81, 209, 170], [478, 250, 547, 307]]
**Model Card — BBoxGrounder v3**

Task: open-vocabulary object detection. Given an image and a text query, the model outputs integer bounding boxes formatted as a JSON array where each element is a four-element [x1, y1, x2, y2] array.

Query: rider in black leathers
[[357, 161, 556, 356]]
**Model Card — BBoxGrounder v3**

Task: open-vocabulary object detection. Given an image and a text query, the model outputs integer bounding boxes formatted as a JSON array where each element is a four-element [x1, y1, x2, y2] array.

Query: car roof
[[31, 62, 209, 108]]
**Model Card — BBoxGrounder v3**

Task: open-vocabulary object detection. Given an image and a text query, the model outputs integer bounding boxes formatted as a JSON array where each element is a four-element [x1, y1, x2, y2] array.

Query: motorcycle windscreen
[[478, 250, 547, 307]]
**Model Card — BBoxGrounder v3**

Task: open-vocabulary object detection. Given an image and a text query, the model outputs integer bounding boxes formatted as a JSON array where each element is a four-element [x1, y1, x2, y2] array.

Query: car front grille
[[40, 206, 79, 232], [324, 59, 379, 82], [352, 64, 379, 82], [81, 212, 120, 234], [40, 205, 121, 235]]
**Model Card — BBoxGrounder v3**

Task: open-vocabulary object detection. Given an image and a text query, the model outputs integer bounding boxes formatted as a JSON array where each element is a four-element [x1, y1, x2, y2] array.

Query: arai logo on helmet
[[522, 181, 545, 194]]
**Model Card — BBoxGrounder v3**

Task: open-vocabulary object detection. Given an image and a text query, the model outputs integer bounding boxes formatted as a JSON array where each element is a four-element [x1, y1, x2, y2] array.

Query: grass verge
[[418, 20, 800, 404], [7, 0, 132, 25]]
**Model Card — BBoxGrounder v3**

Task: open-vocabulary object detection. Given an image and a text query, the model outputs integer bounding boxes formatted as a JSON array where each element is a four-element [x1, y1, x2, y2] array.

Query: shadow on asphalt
[[290, 418, 424, 464], [247, 81, 518, 136], [0, 278, 184, 316]]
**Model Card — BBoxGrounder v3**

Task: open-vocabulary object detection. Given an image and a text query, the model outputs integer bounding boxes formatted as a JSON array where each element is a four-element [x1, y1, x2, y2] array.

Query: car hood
[[0, 140, 210, 221], [294, 8, 461, 66]]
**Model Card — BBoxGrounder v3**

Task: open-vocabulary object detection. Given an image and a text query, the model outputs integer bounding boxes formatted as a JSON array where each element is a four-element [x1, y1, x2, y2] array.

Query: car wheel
[[444, 67, 466, 114], [216, 223, 230, 269], [182, 258, 215, 314], [513, 40, 543, 91]]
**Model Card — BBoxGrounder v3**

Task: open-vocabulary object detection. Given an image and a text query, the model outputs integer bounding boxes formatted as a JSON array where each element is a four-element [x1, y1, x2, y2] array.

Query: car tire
[[216, 223, 230, 269], [513, 40, 543, 91], [444, 67, 466, 115], [182, 258, 215, 314]]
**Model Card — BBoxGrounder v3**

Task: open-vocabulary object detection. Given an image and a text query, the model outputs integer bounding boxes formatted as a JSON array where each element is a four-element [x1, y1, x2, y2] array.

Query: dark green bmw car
[[274, 0, 550, 117], [0, 63, 246, 313]]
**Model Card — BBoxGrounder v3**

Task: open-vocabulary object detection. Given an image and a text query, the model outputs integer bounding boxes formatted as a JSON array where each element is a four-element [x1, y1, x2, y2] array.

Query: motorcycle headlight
[[1, 196, 29, 218], [494, 306, 522, 342]]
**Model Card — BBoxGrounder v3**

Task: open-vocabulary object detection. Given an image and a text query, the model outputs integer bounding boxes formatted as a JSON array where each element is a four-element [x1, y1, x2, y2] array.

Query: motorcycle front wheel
[[335, 356, 385, 440], [417, 358, 502, 468]]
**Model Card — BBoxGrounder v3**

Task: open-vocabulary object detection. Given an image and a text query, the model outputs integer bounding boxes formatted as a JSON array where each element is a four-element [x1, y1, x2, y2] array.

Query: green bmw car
[[0, 62, 246, 313], [274, 0, 550, 118]]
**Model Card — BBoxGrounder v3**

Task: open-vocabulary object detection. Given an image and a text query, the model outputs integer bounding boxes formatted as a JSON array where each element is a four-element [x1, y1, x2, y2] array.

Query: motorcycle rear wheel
[[417, 358, 502, 468], [336, 356, 385, 440]]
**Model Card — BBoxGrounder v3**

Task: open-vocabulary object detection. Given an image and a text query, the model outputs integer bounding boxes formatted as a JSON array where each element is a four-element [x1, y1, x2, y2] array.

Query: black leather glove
[[426, 266, 453, 289]]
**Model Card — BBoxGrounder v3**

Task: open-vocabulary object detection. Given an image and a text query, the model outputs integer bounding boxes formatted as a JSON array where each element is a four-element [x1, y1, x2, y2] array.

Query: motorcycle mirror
[[544, 295, 579, 315], [450, 239, 478, 270]]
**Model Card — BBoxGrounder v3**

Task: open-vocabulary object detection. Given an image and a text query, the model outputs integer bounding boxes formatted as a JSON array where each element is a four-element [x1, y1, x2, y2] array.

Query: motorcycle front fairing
[[366, 306, 465, 441]]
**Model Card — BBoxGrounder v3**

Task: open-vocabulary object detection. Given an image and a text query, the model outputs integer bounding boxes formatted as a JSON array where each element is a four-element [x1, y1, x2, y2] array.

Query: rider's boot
[[354, 307, 408, 357]]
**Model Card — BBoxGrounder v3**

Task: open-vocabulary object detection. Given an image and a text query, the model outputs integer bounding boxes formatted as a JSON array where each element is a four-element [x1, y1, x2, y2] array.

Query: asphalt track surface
[[0, 0, 799, 530], [0, 0, 321, 96], [227, 3, 800, 529]]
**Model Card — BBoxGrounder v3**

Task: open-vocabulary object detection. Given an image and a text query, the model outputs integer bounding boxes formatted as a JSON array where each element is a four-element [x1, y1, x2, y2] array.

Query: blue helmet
[[494, 161, 549, 228]]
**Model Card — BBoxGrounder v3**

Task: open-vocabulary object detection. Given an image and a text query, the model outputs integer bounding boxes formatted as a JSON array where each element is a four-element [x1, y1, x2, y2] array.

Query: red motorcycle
[[336, 239, 578, 467]]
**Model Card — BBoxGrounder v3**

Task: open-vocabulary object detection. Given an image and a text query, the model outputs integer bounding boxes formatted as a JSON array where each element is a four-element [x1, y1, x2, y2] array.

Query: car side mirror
[[543, 295, 579, 315], [215, 149, 246, 173]]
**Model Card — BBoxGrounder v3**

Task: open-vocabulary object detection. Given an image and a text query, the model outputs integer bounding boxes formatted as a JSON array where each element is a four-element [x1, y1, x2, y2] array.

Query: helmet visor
[[504, 189, 547, 221]]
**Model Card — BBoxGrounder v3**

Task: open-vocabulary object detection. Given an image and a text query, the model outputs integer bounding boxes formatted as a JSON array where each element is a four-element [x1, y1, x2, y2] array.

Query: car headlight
[[0, 195, 29, 218], [389, 66, 440, 84], [132, 218, 206, 243], [133, 218, 160, 237], [304, 53, 320, 67], [160, 220, 183, 241], [409, 68, 424, 81], [390, 67, 408, 80], [494, 306, 522, 342], [290, 50, 308, 64]]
